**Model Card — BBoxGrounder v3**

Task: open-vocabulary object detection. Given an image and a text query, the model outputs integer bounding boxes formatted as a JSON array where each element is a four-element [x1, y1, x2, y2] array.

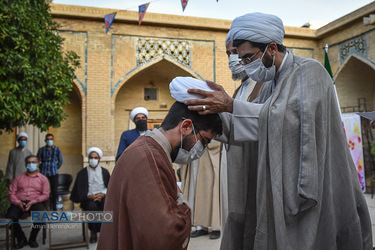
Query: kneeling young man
[[97, 101, 222, 250]]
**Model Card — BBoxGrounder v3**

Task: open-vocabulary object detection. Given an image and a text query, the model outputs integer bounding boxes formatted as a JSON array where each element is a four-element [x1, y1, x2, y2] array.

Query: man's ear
[[268, 42, 278, 56], [180, 119, 193, 136]]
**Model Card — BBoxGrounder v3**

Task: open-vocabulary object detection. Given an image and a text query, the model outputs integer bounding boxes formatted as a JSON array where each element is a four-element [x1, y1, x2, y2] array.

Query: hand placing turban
[[230, 12, 285, 45], [169, 77, 214, 103]]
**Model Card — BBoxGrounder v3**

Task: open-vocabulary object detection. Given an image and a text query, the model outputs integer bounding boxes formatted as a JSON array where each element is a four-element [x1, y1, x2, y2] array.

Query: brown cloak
[[97, 131, 191, 250]]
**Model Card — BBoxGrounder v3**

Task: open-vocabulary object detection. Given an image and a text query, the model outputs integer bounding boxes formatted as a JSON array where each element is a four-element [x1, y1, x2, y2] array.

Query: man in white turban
[[185, 12, 372, 250], [5, 132, 32, 184], [116, 107, 149, 161], [70, 147, 110, 243]]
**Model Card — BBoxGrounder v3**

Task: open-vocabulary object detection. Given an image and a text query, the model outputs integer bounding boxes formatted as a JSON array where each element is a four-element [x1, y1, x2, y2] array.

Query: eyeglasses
[[239, 50, 261, 65], [181, 117, 210, 147], [195, 129, 210, 148]]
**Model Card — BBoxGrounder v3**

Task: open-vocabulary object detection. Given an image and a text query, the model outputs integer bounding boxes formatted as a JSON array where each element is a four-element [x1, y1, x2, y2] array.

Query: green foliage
[[0, 0, 80, 132], [0, 170, 9, 217], [371, 141, 375, 157]]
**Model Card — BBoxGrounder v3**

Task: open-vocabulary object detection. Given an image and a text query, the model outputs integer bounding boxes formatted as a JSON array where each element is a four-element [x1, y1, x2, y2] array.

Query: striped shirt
[[37, 145, 63, 176]]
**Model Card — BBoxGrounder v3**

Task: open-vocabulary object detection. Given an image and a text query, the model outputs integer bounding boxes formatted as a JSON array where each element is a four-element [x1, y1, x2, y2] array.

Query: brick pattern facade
[[1, 3, 375, 178]]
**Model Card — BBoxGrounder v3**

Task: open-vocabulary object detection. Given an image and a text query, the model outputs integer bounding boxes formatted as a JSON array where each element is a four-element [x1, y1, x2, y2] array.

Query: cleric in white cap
[[5, 132, 32, 183], [184, 12, 372, 250], [116, 107, 149, 161], [70, 146, 110, 243]]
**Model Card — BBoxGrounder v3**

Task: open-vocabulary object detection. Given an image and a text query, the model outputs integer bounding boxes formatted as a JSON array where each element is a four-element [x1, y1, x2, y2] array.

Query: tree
[[0, 0, 80, 132]]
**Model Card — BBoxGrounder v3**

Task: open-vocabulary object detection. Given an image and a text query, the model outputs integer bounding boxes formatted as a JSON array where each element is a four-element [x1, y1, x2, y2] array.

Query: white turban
[[87, 147, 103, 158], [225, 31, 231, 46], [17, 132, 28, 140], [130, 107, 148, 122], [169, 77, 214, 103], [230, 12, 285, 45]]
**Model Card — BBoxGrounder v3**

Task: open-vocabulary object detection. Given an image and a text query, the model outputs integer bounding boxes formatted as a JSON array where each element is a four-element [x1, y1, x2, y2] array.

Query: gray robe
[[219, 78, 263, 249], [5, 146, 32, 180], [221, 53, 372, 249]]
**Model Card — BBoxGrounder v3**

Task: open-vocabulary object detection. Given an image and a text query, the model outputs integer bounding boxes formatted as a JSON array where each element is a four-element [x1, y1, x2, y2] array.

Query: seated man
[[97, 101, 222, 250], [70, 147, 110, 243], [6, 155, 50, 249]]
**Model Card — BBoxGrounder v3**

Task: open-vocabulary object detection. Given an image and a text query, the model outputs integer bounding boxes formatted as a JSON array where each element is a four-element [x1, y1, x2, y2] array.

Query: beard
[[171, 132, 195, 162], [232, 70, 248, 81], [262, 51, 273, 68]]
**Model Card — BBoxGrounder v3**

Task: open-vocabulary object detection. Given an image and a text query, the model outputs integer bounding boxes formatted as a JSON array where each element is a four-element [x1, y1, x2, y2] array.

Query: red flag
[[181, 0, 188, 11], [105, 12, 117, 34], [138, 3, 150, 25]]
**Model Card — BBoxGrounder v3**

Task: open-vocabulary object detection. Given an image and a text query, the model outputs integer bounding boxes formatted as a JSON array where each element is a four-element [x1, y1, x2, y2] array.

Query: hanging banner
[[181, 0, 189, 11], [138, 3, 150, 25], [105, 12, 117, 34], [341, 113, 365, 191]]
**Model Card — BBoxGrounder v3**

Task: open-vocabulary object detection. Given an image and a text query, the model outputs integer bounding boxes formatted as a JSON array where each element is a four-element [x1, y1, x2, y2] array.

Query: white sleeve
[[232, 99, 263, 141]]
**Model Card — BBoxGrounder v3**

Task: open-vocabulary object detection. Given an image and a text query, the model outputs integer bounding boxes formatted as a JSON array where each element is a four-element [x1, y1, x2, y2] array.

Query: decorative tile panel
[[339, 36, 367, 64], [136, 38, 191, 67]]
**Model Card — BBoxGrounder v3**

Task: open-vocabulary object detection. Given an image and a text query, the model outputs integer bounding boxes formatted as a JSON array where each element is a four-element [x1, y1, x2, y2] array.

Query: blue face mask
[[46, 140, 53, 147], [26, 163, 37, 172], [19, 140, 27, 147]]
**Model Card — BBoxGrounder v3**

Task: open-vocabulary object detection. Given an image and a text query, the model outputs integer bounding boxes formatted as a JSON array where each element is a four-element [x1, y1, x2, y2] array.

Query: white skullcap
[[16, 132, 28, 140], [169, 77, 214, 103], [230, 12, 285, 45], [225, 31, 231, 46], [87, 147, 103, 158], [130, 107, 148, 122]]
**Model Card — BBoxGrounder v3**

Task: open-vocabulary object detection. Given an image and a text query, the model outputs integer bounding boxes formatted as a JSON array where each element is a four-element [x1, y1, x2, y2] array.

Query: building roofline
[[316, 1, 375, 38], [50, 3, 316, 39]]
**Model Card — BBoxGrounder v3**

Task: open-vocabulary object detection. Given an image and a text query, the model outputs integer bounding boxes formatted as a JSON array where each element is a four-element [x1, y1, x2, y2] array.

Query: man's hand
[[93, 193, 105, 202], [24, 201, 34, 212], [17, 202, 26, 212], [88, 195, 95, 200], [185, 80, 234, 114]]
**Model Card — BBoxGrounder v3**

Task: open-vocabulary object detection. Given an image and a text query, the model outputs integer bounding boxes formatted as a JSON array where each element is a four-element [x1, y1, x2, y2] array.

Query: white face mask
[[228, 54, 247, 80], [89, 159, 99, 168], [46, 140, 53, 147], [244, 45, 276, 82], [174, 124, 205, 165]]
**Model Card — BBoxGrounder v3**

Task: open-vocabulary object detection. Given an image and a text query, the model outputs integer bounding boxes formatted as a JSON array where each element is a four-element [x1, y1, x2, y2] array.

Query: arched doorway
[[49, 84, 83, 179], [114, 58, 197, 153], [335, 54, 375, 110], [335, 54, 375, 192]]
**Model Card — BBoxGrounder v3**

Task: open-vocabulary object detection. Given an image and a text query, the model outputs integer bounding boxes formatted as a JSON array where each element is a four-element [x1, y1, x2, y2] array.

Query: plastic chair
[[57, 174, 73, 196], [46, 173, 73, 211]]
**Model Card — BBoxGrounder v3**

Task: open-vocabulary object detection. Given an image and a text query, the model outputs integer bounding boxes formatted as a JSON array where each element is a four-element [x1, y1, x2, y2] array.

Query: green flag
[[324, 45, 333, 78]]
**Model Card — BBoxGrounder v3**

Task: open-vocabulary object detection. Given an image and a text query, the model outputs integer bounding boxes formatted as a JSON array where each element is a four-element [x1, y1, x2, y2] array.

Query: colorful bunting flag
[[181, 0, 189, 11], [105, 12, 117, 34], [138, 3, 150, 25]]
